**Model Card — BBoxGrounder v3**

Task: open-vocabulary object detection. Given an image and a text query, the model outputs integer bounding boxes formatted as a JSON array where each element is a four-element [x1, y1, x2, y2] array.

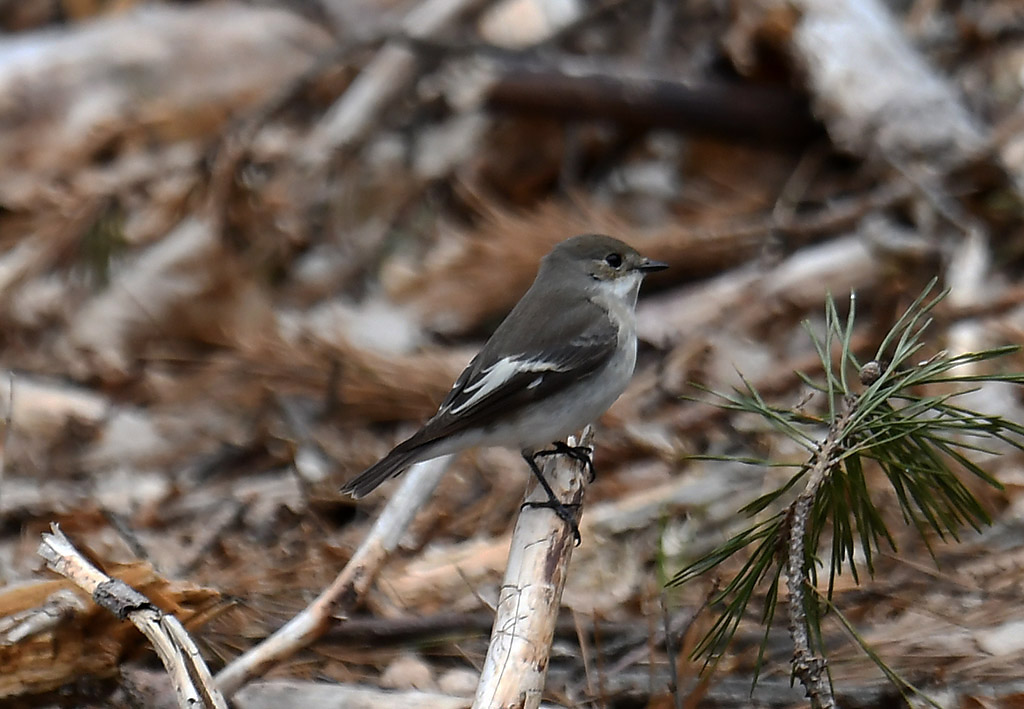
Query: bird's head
[[543, 234, 668, 293]]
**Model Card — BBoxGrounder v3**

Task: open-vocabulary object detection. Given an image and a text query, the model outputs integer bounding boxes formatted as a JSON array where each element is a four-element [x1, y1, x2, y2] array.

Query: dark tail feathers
[[341, 443, 428, 498]]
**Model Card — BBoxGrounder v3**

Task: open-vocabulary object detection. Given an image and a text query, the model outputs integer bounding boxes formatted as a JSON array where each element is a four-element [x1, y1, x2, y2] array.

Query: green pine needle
[[669, 280, 1023, 696]]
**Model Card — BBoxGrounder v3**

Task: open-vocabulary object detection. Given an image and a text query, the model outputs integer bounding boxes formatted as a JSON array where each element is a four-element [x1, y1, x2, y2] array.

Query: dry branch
[[215, 455, 453, 696], [471, 429, 591, 709], [300, 0, 488, 164], [636, 227, 898, 348], [0, 588, 85, 646], [36, 524, 227, 709], [487, 62, 818, 146], [781, 0, 987, 166], [0, 562, 220, 698]]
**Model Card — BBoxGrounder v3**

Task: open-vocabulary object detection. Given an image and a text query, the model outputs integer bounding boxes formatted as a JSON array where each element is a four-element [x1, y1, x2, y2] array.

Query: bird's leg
[[520, 451, 582, 546], [532, 441, 596, 482]]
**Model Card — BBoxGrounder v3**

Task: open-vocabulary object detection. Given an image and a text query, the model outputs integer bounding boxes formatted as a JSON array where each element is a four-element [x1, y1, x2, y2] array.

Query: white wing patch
[[447, 357, 563, 414]]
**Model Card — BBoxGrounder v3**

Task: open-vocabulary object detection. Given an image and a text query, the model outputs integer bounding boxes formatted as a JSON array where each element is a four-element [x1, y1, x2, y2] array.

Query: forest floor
[[3, 1, 1024, 707]]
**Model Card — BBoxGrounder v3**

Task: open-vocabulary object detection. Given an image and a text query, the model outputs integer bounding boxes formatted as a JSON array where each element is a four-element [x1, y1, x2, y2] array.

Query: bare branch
[[37, 524, 227, 709], [300, 0, 489, 165], [215, 454, 453, 696]]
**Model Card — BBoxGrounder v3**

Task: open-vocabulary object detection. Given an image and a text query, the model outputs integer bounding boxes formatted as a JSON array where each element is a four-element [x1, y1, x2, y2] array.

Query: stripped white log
[[786, 0, 986, 165]]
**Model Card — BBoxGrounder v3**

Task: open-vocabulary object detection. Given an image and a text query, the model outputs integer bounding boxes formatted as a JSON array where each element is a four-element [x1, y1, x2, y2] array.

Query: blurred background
[[2, 0, 1024, 707]]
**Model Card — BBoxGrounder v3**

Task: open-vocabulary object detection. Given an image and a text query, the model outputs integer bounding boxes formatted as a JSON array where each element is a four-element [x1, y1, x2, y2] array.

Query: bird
[[342, 234, 667, 541]]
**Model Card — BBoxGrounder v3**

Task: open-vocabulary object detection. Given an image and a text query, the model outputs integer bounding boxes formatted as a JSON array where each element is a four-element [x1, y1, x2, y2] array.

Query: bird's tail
[[341, 441, 430, 498]]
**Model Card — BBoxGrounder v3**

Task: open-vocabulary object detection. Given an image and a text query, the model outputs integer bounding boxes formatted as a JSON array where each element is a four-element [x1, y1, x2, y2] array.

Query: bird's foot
[[533, 442, 597, 482], [521, 449, 585, 546], [520, 499, 582, 545]]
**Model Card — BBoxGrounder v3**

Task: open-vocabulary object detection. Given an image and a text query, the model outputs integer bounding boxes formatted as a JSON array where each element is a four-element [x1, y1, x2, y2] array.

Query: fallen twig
[[300, 0, 489, 164], [214, 454, 453, 696], [37, 524, 227, 709]]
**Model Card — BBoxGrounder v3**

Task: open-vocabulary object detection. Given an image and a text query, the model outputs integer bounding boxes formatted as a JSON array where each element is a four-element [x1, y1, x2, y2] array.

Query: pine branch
[[670, 282, 1024, 701], [783, 396, 855, 709]]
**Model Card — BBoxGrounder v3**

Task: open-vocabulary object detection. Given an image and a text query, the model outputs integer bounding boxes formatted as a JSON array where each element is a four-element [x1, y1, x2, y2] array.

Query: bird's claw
[[520, 500, 582, 545], [534, 442, 597, 482]]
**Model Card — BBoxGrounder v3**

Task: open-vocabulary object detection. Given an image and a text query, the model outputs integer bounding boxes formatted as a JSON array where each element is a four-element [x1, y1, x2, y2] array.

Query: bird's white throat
[[605, 271, 643, 306]]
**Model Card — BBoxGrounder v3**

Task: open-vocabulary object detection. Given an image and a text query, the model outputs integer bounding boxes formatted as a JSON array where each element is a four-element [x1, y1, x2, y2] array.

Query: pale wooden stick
[[301, 0, 487, 163], [215, 454, 453, 696], [471, 429, 592, 709], [37, 524, 227, 709], [0, 371, 11, 518]]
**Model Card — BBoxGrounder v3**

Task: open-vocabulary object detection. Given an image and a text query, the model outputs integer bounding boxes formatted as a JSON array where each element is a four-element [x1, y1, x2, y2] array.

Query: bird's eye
[[604, 253, 623, 268]]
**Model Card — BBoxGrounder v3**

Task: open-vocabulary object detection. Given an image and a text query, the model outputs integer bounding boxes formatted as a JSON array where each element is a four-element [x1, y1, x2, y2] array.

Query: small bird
[[342, 234, 667, 540]]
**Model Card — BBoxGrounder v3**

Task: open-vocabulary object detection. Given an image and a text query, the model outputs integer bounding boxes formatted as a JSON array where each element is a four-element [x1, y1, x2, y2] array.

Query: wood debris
[[2, 0, 1024, 707]]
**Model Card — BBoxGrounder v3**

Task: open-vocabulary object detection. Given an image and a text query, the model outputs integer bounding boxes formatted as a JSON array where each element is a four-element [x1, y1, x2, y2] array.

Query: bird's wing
[[406, 297, 619, 447]]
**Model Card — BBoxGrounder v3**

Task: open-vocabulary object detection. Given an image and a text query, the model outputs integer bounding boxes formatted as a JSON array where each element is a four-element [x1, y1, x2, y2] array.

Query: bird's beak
[[637, 258, 669, 273]]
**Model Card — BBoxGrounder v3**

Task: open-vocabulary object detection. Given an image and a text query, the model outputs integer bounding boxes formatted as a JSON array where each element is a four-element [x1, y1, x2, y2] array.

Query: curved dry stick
[[215, 454, 452, 696], [38, 524, 227, 709]]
